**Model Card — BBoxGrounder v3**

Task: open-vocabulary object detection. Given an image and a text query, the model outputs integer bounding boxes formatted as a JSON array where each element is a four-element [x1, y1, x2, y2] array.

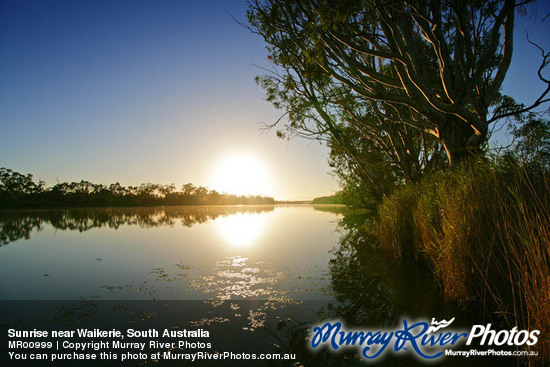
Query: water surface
[[0, 206, 516, 366], [0, 206, 342, 301]]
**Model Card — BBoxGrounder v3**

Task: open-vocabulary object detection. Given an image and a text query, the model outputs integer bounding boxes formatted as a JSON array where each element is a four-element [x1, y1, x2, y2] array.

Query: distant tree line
[[0, 168, 275, 207], [311, 194, 342, 205]]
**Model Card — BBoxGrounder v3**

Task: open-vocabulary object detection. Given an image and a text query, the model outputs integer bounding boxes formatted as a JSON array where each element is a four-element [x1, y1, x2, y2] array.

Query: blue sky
[[0, 0, 549, 200], [499, 2, 550, 137]]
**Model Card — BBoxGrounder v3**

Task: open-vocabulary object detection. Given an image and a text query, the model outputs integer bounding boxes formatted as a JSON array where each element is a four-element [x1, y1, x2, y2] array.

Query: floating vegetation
[[203, 300, 225, 308], [188, 317, 230, 328], [106, 303, 127, 311], [100, 284, 131, 293], [43, 300, 98, 326], [246, 309, 266, 331], [148, 267, 181, 282], [136, 286, 156, 296]]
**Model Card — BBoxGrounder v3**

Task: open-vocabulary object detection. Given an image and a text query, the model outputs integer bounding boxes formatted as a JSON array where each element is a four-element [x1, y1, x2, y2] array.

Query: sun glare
[[215, 213, 267, 247], [209, 153, 273, 197]]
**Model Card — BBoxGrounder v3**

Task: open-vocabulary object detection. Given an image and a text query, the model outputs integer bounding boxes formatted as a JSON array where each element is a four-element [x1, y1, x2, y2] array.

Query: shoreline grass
[[377, 157, 550, 361]]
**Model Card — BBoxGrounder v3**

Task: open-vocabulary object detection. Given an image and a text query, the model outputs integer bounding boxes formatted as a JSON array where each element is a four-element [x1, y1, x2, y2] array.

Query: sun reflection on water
[[214, 212, 268, 247], [188, 256, 291, 302]]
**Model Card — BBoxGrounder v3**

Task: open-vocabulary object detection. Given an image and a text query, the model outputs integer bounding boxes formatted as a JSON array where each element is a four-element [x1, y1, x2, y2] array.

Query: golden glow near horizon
[[214, 213, 268, 247], [209, 153, 273, 197]]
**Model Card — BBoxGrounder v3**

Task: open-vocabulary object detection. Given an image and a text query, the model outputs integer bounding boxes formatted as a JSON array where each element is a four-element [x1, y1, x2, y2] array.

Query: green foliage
[[249, 3, 550, 360], [248, 0, 453, 200], [510, 113, 550, 167], [0, 167, 45, 200], [248, 0, 547, 168], [311, 194, 342, 204], [336, 178, 375, 209]]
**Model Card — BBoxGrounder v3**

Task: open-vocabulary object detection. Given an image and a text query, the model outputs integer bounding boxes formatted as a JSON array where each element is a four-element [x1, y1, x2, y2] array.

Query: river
[[0, 206, 519, 366]]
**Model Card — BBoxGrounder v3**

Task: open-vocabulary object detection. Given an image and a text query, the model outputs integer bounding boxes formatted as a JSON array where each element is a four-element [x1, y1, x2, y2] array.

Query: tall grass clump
[[378, 156, 550, 357], [378, 185, 418, 260]]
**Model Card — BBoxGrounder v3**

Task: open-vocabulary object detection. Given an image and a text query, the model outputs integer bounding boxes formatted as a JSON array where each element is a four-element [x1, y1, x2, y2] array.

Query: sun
[[209, 153, 273, 197]]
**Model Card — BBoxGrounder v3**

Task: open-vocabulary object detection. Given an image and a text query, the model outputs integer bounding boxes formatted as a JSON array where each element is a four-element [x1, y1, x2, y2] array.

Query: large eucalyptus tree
[[248, 0, 549, 170]]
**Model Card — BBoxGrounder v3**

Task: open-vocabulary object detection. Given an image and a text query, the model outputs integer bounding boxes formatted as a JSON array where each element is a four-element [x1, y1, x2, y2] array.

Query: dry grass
[[377, 157, 550, 360]]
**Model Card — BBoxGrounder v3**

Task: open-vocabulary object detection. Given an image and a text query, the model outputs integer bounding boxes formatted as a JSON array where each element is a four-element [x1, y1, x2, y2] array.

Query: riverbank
[[375, 157, 549, 360]]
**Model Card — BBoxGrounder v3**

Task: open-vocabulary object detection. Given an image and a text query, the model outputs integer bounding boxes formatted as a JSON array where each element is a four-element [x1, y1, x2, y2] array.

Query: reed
[[377, 157, 550, 359]]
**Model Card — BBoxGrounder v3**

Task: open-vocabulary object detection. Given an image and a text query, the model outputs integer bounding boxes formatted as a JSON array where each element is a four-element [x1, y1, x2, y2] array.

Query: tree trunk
[[438, 115, 483, 166]]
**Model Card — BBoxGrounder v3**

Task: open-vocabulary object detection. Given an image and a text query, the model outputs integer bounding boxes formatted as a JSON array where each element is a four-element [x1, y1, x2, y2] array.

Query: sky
[[1, 0, 549, 200]]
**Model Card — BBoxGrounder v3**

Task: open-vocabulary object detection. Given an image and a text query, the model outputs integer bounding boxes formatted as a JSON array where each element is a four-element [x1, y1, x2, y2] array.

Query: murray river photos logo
[[310, 318, 540, 361]]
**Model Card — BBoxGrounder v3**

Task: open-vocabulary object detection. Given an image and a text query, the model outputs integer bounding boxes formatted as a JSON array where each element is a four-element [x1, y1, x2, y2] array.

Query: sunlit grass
[[377, 157, 550, 360]]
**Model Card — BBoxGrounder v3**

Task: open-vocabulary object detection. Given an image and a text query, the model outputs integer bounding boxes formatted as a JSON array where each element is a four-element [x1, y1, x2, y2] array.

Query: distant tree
[[207, 190, 223, 205], [311, 194, 342, 204], [0, 167, 44, 204], [510, 114, 550, 167]]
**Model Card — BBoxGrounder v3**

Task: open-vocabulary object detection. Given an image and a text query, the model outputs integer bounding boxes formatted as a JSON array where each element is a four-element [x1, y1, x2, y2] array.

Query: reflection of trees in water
[[0, 206, 275, 245], [327, 213, 458, 325], [0, 210, 480, 366], [328, 215, 392, 324], [0, 215, 44, 245], [265, 213, 464, 366], [310, 205, 347, 215]]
